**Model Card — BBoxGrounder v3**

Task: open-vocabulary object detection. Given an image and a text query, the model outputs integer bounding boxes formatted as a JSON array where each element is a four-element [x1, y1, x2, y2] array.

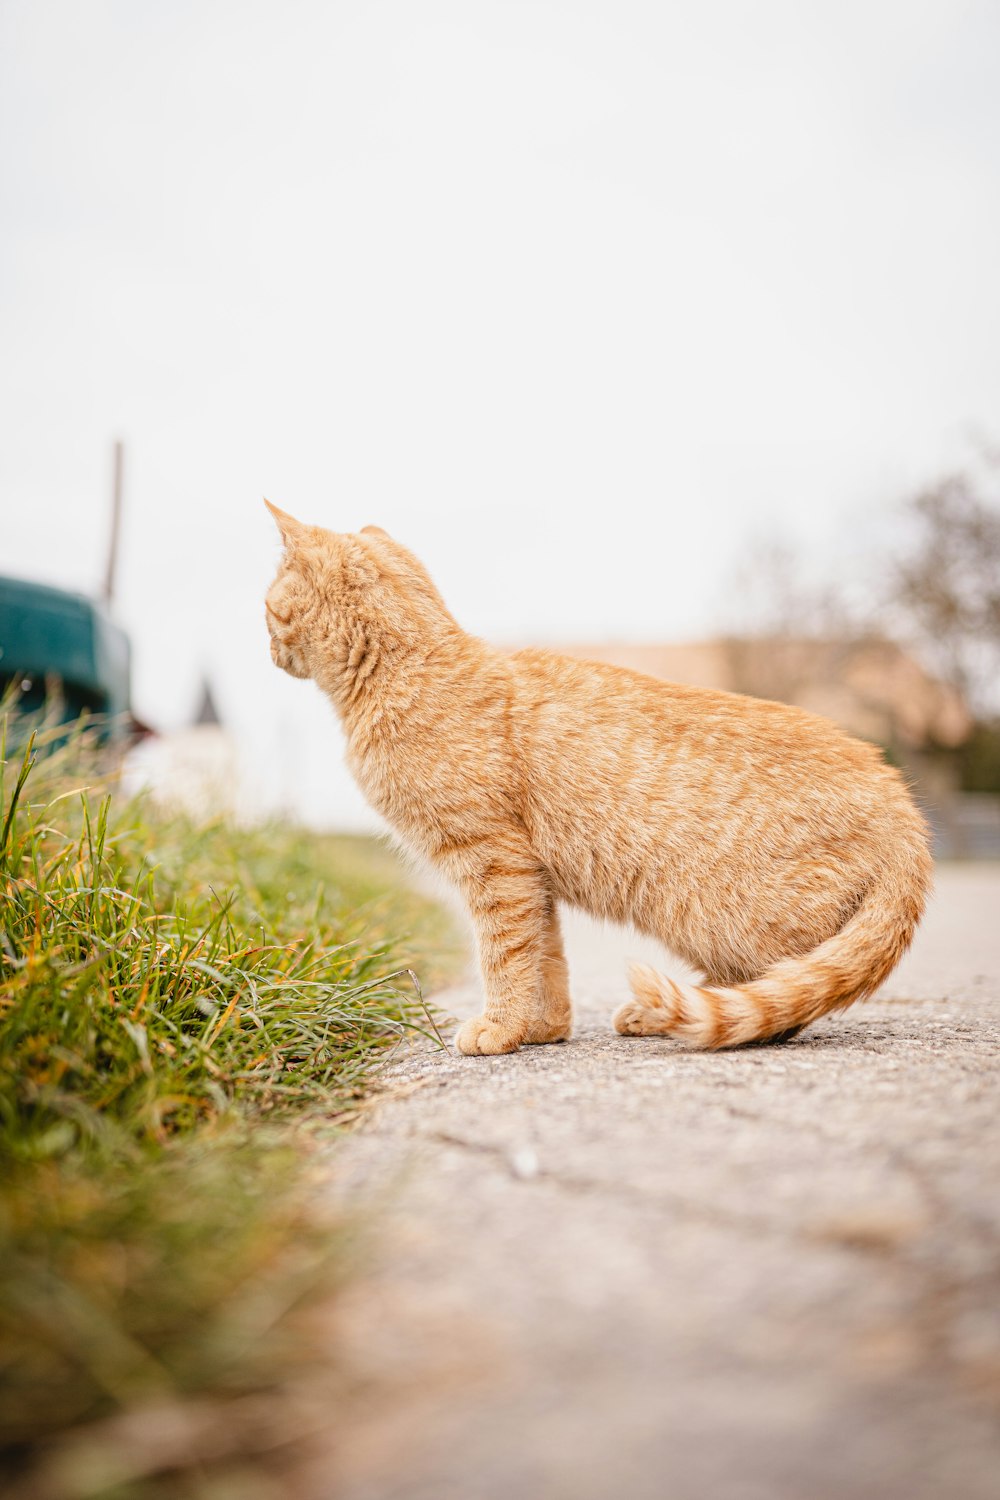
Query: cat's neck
[[318, 613, 469, 732]]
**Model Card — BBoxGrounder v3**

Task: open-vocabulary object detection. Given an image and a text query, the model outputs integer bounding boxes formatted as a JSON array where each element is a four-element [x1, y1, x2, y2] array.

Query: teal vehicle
[[0, 576, 132, 738]]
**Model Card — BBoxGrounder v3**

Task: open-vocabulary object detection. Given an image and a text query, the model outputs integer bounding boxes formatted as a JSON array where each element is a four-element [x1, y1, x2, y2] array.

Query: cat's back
[[505, 644, 920, 852], [507, 645, 876, 774], [505, 645, 924, 936]]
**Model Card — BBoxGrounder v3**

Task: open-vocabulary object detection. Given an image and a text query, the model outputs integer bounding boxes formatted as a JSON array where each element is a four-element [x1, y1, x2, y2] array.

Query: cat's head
[[263, 502, 330, 680], [264, 501, 456, 688]]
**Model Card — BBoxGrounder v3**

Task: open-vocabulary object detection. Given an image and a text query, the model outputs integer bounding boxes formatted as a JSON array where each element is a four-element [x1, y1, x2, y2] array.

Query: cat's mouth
[[270, 635, 310, 679], [266, 602, 292, 629]]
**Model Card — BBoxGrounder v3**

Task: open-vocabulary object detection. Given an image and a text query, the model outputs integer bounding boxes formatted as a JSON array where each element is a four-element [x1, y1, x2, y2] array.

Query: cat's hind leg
[[522, 895, 572, 1045], [613, 967, 736, 1038], [613, 964, 806, 1044], [612, 993, 675, 1036]]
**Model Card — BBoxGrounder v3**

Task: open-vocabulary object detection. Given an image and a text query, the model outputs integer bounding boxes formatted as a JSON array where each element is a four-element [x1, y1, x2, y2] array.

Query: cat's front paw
[[454, 1017, 521, 1056], [522, 1016, 571, 1044]]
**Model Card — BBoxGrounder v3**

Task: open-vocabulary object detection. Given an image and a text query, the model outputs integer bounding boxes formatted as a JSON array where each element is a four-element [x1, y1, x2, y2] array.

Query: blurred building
[[124, 678, 251, 822], [558, 634, 970, 753], [558, 634, 995, 857]]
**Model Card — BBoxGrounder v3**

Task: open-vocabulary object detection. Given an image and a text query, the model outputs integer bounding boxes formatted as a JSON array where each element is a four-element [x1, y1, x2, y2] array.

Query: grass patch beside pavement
[[0, 717, 458, 1497]]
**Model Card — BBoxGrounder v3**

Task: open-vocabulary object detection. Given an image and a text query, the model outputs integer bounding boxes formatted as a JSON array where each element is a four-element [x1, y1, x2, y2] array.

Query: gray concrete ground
[[314, 866, 1000, 1500]]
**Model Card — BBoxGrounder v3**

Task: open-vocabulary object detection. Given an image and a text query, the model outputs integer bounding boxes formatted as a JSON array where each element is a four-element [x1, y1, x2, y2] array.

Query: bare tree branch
[[891, 464, 1000, 715]]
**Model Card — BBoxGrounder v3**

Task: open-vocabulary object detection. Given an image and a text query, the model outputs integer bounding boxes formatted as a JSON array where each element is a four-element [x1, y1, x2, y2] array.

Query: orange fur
[[264, 504, 932, 1055]]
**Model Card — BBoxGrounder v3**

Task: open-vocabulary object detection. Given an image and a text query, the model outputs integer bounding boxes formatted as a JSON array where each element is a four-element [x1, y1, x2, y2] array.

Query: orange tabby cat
[[264, 502, 931, 1055]]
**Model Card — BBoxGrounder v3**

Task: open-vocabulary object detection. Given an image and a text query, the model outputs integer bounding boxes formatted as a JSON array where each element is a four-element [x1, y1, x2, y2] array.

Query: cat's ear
[[264, 498, 306, 548], [361, 524, 390, 540]]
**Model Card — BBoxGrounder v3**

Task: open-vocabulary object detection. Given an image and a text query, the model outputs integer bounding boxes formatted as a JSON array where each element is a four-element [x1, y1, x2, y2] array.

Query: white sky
[[2, 0, 999, 826]]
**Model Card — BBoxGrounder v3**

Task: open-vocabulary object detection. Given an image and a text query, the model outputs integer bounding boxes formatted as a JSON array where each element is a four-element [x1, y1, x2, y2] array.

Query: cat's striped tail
[[618, 838, 932, 1049]]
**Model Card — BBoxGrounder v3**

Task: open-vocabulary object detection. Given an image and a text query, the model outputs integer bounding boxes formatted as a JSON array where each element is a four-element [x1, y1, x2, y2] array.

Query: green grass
[[0, 712, 460, 1496]]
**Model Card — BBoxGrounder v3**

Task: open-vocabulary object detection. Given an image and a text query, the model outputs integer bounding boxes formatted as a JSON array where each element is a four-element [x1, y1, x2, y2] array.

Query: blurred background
[[2, 0, 998, 843]]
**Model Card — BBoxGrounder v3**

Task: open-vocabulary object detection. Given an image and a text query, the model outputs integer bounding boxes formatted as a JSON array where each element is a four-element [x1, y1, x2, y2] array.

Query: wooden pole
[[103, 439, 123, 606]]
